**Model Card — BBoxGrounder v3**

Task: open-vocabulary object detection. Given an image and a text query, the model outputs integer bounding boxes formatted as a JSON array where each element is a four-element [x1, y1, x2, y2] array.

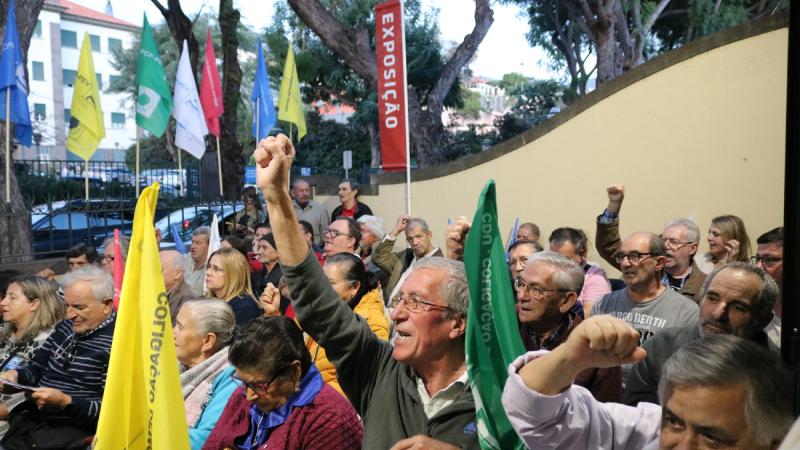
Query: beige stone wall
[[313, 27, 788, 275]]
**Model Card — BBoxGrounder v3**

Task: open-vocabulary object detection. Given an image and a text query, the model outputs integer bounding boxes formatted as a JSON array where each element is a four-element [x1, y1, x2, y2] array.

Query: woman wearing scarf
[[202, 316, 363, 450], [175, 300, 238, 450]]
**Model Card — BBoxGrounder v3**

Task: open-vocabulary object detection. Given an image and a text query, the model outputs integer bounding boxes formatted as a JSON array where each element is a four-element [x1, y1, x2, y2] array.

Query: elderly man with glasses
[[0, 266, 115, 449], [590, 232, 699, 386], [595, 184, 707, 301], [252, 134, 479, 449], [515, 251, 622, 402]]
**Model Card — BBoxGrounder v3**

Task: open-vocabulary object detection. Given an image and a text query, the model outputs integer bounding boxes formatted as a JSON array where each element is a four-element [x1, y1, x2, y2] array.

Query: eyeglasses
[[507, 257, 528, 268], [614, 252, 657, 264], [230, 370, 283, 395], [102, 254, 114, 262], [513, 278, 571, 298], [323, 229, 349, 239], [751, 255, 783, 267], [390, 293, 453, 314], [661, 238, 693, 250]]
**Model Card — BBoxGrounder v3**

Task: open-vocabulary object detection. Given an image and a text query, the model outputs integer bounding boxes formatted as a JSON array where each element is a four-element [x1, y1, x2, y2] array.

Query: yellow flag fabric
[[278, 45, 306, 141], [93, 183, 190, 450], [66, 33, 105, 161]]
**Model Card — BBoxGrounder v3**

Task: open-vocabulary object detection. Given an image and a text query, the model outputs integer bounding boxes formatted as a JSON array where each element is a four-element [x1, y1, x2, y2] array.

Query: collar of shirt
[[415, 370, 468, 419], [413, 247, 441, 263]]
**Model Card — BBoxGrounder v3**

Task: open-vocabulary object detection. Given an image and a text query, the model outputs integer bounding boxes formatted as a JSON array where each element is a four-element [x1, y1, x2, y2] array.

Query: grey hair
[[407, 256, 469, 319], [526, 251, 584, 296], [181, 299, 236, 351], [658, 334, 793, 446], [160, 250, 185, 272], [358, 215, 385, 238], [102, 234, 130, 259], [663, 218, 701, 244], [192, 226, 212, 241], [61, 265, 114, 303], [698, 262, 779, 329], [405, 218, 430, 234]]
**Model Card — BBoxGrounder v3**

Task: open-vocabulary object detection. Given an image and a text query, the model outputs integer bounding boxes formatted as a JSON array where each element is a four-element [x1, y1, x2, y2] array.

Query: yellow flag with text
[[66, 33, 105, 161], [93, 183, 189, 450], [278, 45, 306, 141]]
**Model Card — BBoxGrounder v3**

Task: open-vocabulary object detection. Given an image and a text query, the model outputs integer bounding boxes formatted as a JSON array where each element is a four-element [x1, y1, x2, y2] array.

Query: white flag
[[203, 213, 222, 295], [173, 40, 208, 160]]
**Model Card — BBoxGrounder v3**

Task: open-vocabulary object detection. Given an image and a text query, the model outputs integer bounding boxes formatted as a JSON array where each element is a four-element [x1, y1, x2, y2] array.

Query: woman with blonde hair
[[205, 247, 261, 326], [0, 275, 65, 436], [702, 214, 752, 272]]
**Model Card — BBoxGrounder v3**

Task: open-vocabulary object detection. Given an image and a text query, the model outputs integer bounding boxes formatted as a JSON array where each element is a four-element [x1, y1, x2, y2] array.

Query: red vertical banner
[[375, 0, 410, 172]]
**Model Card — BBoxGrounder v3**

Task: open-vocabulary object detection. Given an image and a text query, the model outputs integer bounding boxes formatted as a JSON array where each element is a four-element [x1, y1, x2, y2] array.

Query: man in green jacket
[[254, 134, 478, 450]]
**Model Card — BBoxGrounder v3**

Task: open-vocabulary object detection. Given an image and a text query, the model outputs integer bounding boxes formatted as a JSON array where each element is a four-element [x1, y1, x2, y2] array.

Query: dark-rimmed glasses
[[751, 255, 783, 267], [614, 252, 656, 264], [230, 370, 283, 395]]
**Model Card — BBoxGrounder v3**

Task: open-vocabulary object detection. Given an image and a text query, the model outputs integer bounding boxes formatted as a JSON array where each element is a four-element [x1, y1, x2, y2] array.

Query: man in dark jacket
[[331, 179, 372, 221], [624, 262, 779, 405]]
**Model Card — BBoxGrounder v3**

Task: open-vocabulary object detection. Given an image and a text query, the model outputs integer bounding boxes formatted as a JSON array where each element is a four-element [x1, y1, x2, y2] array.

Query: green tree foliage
[[293, 112, 372, 179], [495, 79, 570, 141]]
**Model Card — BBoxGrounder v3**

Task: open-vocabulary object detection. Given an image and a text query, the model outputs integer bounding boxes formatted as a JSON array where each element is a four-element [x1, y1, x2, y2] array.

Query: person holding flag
[[135, 15, 172, 194], [278, 44, 306, 142], [0, 0, 32, 202], [252, 38, 276, 141]]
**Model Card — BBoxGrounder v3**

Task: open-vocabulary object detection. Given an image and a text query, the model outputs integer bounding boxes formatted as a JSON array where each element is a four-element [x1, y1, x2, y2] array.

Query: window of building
[[33, 103, 46, 121], [61, 30, 77, 48], [63, 69, 76, 86], [33, 20, 42, 38], [108, 74, 121, 89], [96, 73, 102, 89], [90, 34, 101, 52], [108, 37, 122, 53], [64, 108, 71, 124], [111, 112, 126, 129], [32, 61, 44, 81]]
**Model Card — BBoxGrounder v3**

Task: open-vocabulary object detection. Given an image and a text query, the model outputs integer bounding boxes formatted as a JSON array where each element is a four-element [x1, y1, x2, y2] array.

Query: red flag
[[200, 29, 224, 137], [375, 0, 409, 172], [113, 228, 124, 310]]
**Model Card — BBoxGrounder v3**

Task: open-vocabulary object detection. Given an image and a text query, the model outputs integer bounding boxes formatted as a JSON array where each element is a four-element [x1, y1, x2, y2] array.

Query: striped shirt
[[17, 313, 115, 429]]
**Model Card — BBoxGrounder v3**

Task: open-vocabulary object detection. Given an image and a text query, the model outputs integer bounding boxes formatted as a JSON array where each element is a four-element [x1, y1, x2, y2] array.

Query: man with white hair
[[184, 226, 211, 296], [0, 266, 116, 449], [160, 250, 195, 323], [357, 215, 390, 288]]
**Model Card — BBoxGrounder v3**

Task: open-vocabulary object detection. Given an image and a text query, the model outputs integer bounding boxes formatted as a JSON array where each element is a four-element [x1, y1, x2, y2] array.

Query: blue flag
[[251, 38, 276, 140], [0, 0, 31, 146], [170, 223, 187, 254]]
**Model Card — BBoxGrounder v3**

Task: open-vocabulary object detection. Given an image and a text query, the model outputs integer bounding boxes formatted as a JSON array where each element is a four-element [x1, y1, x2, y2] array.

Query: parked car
[[140, 168, 186, 189], [155, 203, 243, 249], [31, 199, 172, 258], [30, 200, 69, 226]]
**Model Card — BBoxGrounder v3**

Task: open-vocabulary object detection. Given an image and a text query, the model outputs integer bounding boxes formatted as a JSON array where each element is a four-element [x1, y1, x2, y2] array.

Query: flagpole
[[216, 135, 223, 199], [4, 87, 9, 202], [84, 159, 89, 200], [135, 128, 140, 197], [256, 98, 260, 145], [177, 148, 183, 197]]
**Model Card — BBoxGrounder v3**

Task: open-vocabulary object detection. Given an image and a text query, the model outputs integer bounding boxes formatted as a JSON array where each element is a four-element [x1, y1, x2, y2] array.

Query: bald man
[[160, 250, 195, 323]]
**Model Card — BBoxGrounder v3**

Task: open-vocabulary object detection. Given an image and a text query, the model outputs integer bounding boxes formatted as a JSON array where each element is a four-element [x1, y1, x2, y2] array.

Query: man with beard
[[291, 179, 328, 246], [590, 232, 699, 385], [623, 262, 778, 405], [596, 185, 707, 301]]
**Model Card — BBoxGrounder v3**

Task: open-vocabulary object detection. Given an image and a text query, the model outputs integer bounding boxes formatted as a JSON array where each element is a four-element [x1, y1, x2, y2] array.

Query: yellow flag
[[93, 183, 190, 450], [278, 45, 306, 141], [66, 33, 105, 160]]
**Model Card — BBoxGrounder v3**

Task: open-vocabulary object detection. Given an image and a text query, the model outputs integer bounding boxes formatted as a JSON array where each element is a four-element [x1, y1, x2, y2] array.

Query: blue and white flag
[[170, 223, 187, 254], [172, 40, 208, 160], [0, 0, 31, 146], [251, 38, 276, 140]]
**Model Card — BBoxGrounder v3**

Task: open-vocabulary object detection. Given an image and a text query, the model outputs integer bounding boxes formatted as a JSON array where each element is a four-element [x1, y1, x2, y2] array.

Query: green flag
[[136, 15, 172, 137], [464, 180, 525, 450]]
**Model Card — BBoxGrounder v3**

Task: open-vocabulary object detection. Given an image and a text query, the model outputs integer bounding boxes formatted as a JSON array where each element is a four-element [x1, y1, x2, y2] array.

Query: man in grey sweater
[[254, 134, 477, 450]]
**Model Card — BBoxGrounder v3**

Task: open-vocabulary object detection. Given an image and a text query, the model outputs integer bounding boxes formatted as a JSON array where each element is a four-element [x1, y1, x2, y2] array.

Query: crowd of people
[[0, 133, 793, 449]]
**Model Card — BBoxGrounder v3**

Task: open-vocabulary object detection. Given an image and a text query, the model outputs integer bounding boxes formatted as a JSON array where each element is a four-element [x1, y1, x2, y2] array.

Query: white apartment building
[[18, 0, 138, 162]]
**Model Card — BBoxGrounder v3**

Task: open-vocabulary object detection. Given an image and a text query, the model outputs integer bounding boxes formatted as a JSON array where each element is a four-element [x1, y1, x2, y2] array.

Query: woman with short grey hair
[[173, 299, 238, 450]]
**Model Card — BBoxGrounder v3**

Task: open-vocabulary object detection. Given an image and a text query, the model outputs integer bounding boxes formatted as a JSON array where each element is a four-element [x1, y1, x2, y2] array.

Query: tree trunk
[[367, 121, 380, 168], [150, 0, 200, 75], [0, 0, 44, 264], [287, 0, 493, 168], [218, 0, 243, 201]]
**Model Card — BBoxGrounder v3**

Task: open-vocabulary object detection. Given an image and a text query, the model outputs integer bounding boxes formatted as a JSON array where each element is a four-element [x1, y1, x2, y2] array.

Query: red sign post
[[375, 0, 410, 173]]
